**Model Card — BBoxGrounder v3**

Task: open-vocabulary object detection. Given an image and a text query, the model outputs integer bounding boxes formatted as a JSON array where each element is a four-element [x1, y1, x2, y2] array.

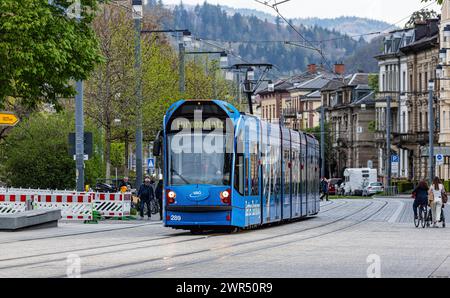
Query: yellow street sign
[[0, 112, 20, 126]]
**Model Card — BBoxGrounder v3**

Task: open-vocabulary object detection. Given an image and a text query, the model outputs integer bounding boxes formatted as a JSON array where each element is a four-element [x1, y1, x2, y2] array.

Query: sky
[[155, 0, 441, 25]]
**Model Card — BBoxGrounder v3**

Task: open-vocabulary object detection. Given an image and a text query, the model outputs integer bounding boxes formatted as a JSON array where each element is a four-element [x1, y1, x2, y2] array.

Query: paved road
[[0, 198, 449, 278]]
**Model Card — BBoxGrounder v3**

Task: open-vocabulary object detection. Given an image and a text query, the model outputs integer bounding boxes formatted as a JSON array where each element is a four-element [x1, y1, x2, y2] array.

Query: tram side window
[[284, 149, 290, 196], [235, 154, 245, 195], [244, 154, 249, 195], [235, 129, 245, 195], [250, 142, 259, 196]]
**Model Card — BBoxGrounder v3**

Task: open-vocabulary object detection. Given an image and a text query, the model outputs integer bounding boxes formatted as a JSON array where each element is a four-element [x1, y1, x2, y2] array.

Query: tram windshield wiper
[[170, 167, 191, 185]]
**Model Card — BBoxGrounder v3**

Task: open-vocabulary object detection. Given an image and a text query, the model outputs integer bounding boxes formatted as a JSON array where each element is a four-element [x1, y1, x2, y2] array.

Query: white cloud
[[160, 0, 441, 25]]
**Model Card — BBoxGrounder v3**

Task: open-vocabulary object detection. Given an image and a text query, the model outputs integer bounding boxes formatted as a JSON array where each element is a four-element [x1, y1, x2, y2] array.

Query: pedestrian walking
[[428, 177, 445, 228], [138, 176, 155, 220], [320, 177, 329, 201], [412, 180, 428, 220], [155, 174, 164, 220]]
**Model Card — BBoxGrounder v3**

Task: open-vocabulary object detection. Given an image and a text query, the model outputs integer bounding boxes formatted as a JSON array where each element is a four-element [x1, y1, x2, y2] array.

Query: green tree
[[405, 9, 438, 28], [0, 0, 103, 110], [0, 111, 104, 189], [368, 74, 379, 93], [84, 4, 138, 179], [305, 123, 336, 177]]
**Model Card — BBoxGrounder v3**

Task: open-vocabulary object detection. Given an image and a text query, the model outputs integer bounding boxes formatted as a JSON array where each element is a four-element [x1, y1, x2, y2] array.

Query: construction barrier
[[93, 193, 131, 218], [0, 193, 32, 215], [33, 194, 93, 221]]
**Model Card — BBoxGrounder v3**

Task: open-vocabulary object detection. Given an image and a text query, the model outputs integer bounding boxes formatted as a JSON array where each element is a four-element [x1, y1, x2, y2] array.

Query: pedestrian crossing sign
[[148, 158, 155, 169]]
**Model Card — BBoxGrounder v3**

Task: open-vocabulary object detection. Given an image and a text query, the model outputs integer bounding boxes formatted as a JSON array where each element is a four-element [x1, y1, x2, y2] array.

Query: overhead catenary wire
[[254, 0, 334, 70]]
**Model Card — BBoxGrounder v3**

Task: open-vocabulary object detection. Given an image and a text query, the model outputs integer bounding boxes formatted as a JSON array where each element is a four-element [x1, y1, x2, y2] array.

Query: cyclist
[[412, 180, 429, 220]]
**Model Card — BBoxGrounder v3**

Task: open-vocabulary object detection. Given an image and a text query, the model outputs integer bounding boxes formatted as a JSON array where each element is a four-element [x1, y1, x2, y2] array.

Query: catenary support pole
[[429, 80, 435, 183], [134, 16, 143, 187], [75, 80, 84, 192]]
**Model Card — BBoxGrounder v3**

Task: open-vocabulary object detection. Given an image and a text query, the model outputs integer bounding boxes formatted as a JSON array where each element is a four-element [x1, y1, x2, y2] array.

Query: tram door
[[261, 123, 282, 223], [281, 127, 292, 220]]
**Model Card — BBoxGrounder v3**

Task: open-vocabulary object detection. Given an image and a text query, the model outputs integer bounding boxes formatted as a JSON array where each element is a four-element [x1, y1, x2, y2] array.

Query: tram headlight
[[166, 190, 176, 204], [220, 189, 231, 205]]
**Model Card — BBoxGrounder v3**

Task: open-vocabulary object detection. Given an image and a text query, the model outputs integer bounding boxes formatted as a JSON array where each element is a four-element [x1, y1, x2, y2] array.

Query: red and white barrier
[[93, 193, 131, 218], [0, 194, 32, 214], [33, 194, 93, 221]]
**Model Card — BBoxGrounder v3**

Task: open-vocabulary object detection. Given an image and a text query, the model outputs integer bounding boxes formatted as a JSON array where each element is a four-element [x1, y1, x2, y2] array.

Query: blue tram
[[153, 100, 320, 232]]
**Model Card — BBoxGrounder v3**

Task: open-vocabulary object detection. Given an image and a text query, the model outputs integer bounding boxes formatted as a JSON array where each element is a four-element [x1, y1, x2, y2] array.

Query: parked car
[[328, 178, 343, 195], [94, 183, 117, 193], [362, 182, 384, 196], [343, 168, 378, 196]]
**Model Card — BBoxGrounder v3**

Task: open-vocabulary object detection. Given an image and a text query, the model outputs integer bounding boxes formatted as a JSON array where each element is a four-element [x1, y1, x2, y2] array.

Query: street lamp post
[[229, 64, 272, 115], [132, 0, 143, 187], [429, 79, 435, 183], [386, 96, 392, 189]]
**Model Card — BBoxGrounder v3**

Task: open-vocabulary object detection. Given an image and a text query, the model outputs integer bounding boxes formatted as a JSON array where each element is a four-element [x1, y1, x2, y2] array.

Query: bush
[[444, 181, 450, 192], [397, 181, 414, 194]]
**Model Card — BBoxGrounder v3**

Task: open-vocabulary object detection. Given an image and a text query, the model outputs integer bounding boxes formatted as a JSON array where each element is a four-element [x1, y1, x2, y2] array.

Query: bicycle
[[414, 204, 427, 229], [425, 206, 446, 228]]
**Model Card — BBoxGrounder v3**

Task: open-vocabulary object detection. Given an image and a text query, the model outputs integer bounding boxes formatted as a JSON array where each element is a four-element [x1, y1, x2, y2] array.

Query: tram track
[[0, 201, 340, 263], [0, 221, 164, 245], [123, 199, 390, 277], [0, 199, 387, 277], [55, 199, 386, 277]]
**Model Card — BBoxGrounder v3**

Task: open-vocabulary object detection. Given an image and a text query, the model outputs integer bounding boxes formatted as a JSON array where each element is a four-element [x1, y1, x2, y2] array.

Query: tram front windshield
[[167, 133, 232, 186]]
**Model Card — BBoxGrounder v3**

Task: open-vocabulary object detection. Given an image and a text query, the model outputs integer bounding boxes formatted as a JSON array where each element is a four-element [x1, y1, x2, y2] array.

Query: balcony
[[380, 131, 439, 147], [282, 108, 300, 119]]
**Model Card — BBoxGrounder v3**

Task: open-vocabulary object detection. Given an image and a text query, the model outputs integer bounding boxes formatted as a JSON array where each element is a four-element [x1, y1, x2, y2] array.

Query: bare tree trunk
[[105, 125, 111, 180], [124, 130, 129, 176]]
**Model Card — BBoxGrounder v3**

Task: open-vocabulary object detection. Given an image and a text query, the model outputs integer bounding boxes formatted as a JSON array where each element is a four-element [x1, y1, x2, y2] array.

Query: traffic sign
[[391, 155, 399, 163], [0, 112, 19, 126], [436, 154, 445, 166], [148, 158, 155, 170], [391, 155, 399, 176]]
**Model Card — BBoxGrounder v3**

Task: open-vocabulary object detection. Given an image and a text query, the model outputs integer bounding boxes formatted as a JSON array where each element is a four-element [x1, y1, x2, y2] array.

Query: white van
[[341, 168, 378, 196]]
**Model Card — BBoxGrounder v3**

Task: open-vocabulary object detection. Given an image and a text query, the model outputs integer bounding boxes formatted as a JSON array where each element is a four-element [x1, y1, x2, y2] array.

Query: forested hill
[[146, 1, 381, 74]]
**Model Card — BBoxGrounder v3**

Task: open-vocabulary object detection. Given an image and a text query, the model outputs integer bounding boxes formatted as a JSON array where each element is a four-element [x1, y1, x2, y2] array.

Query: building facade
[[375, 19, 440, 182], [438, 0, 450, 180], [322, 73, 377, 177]]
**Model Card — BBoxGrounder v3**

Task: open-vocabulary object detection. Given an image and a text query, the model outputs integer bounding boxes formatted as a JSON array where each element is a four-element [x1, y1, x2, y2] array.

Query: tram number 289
[[170, 215, 182, 221]]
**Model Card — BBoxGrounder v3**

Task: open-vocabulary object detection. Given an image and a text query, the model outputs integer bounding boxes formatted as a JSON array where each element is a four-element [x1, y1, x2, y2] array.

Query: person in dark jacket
[[320, 177, 329, 201], [155, 175, 164, 220], [118, 176, 132, 192], [138, 176, 155, 219], [412, 180, 429, 219]]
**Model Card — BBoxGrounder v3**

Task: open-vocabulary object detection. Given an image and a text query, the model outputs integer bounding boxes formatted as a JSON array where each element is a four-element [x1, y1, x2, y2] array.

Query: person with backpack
[[137, 176, 155, 220], [428, 177, 447, 228]]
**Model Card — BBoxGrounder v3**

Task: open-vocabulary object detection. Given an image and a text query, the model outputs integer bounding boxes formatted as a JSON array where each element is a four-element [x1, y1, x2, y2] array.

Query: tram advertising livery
[[153, 100, 320, 233]]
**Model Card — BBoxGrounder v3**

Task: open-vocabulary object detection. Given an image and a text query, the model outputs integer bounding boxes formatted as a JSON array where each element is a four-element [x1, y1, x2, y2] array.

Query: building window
[[403, 71, 406, 92], [402, 112, 406, 133], [419, 112, 423, 131], [419, 73, 422, 92], [444, 111, 447, 131]]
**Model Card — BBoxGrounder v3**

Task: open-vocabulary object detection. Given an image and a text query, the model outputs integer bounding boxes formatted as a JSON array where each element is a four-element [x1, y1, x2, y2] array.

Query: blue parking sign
[[391, 155, 399, 163]]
